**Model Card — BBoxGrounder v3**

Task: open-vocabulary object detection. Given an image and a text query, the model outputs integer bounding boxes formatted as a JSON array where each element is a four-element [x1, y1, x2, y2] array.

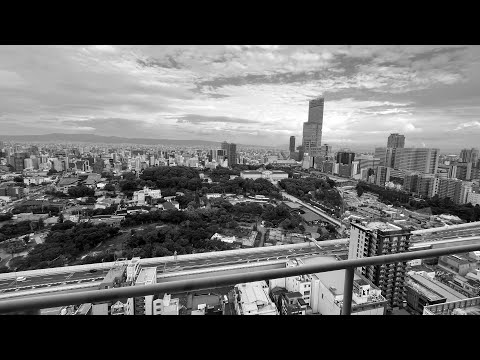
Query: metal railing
[[1, 243, 480, 315]]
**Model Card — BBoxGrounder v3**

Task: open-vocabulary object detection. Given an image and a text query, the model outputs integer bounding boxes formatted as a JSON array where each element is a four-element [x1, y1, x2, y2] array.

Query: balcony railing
[[1, 243, 480, 315]]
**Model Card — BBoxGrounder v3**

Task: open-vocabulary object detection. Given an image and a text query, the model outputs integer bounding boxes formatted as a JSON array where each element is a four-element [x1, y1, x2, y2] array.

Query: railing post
[[342, 267, 354, 315]]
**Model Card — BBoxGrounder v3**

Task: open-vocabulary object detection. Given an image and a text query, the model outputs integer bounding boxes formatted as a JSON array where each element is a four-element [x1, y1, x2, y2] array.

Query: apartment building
[[349, 220, 412, 311]]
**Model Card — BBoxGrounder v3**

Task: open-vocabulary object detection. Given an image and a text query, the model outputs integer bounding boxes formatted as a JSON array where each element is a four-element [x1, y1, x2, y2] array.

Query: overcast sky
[[1, 45, 479, 152]]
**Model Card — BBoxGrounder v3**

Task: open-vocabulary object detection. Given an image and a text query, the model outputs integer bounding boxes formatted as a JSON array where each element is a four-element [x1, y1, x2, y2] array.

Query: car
[[16, 276, 27, 282], [89, 269, 98, 273]]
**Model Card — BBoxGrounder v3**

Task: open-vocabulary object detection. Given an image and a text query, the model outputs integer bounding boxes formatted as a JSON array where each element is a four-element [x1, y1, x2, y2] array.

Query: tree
[[356, 185, 364, 197], [47, 168, 58, 176], [104, 184, 116, 192], [13, 176, 23, 183]]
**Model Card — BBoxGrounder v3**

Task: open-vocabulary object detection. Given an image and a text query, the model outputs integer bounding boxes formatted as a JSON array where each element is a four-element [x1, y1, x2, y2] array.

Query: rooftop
[[135, 267, 157, 286], [365, 221, 402, 232], [408, 273, 465, 302], [424, 296, 480, 315]]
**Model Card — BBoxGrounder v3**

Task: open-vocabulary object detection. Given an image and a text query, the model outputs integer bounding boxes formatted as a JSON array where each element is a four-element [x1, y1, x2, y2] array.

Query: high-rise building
[[449, 162, 472, 181], [289, 136, 296, 153], [349, 221, 412, 311], [302, 97, 324, 156], [375, 166, 391, 187], [431, 177, 465, 204], [459, 148, 479, 164], [393, 148, 439, 174], [403, 172, 420, 194], [374, 147, 387, 167], [387, 133, 405, 148], [227, 143, 237, 166], [336, 151, 355, 165], [221, 141, 229, 154]]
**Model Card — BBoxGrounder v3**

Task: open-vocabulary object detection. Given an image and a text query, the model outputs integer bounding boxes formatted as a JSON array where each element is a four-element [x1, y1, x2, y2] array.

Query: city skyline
[[1, 45, 480, 152]]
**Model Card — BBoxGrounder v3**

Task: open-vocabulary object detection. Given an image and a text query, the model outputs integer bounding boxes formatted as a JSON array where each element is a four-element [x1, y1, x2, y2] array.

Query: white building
[[234, 281, 278, 315], [310, 270, 387, 315], [240, 170, 289, 182], [210, 233, 236, 243], [467, 191, 480, 206], [206, 193, 222, 199], [284, 259, 312, 305], [133, 186, 162, 205], [153, 294, 180, 315], [125, 267, 157, 315]]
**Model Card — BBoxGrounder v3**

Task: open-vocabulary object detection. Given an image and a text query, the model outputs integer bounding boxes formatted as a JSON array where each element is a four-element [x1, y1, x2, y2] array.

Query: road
[[0, 243, 349, 294], [411, 225, 480, 244], [281, 192, 342, 227]]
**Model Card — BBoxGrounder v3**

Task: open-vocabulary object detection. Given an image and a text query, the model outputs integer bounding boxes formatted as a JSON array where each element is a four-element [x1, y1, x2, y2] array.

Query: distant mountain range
[[1, 133, 271, 148]]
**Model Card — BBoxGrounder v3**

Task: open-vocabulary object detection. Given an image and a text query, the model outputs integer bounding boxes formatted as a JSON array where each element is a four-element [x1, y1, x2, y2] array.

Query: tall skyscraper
[[387, 133, 405, 148], [221, 141, 229, 154], [349, 221, 411, 312], [393, 148, 439, 174], [459, 148, 479, 164], [227, 143, 237, 166], [374, 147, 387, 167], [302, 97, 324, 156], [289, 136, 296, 153], [336, 151, 355, 165]]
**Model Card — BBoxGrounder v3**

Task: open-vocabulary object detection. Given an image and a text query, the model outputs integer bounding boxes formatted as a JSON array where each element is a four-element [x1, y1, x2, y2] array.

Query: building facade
[[387, 133, 405, 148], [349, 221, 412, 311], [302, 97, 324, 156], [393, 148, 439, 174]]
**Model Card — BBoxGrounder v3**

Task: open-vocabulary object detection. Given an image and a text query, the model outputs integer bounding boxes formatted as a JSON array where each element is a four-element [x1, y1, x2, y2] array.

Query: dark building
[[227, 143, 237, 166], [336, 151, 355, 165], [297, 145, 304, 161], [92, 159, 105, 174], [289, 136, 296, 153], [349, 221, 412, 312], [387, 133, 405, 148], [221, 141, 229, 154], [338, 164, 352, 178], [459, 148, 479, 164], [302, 97, 324, 156]]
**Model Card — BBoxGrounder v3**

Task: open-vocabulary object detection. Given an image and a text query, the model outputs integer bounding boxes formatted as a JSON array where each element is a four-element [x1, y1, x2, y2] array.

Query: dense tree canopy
[[356, 181, 480, 222], [12, 223, 120, 271], [68, 185, 95, 198], [279, 178, 341, 208]]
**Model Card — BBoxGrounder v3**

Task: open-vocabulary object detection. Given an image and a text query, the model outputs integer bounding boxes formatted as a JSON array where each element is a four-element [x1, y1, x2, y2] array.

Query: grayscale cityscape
[[0, 45, 480, 315]]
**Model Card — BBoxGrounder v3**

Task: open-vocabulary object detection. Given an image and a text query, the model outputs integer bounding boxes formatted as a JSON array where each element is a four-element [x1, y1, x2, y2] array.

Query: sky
[[1, 45, 480, 153]]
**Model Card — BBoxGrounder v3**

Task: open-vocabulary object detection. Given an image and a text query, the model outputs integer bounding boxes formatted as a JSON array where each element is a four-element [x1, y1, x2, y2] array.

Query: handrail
[[1, 243, 480, 314]]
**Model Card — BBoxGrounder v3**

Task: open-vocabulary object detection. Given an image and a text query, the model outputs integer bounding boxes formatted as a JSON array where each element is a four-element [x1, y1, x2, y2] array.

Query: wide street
[[0, 242, 348, 294]]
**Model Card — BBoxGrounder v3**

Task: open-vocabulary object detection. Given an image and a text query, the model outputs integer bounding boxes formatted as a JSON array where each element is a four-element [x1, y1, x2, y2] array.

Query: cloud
[[176, 114, 261, 125], [0, 45, 479, 151]]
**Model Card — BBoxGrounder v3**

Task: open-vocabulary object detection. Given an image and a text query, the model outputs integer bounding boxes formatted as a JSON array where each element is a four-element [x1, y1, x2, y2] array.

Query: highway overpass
[[0, 239, 349, 297]]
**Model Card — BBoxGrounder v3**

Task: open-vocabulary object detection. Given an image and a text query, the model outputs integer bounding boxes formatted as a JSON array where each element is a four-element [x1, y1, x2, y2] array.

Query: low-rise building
[[439, 254, 477, 276], [279, 292, 307, 315], [210, 233, 236, 243], [423, 296, 480, 315], [240, 170, 289, 182], [153, 294, 180, 315], [233, 281, 278, 315]]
